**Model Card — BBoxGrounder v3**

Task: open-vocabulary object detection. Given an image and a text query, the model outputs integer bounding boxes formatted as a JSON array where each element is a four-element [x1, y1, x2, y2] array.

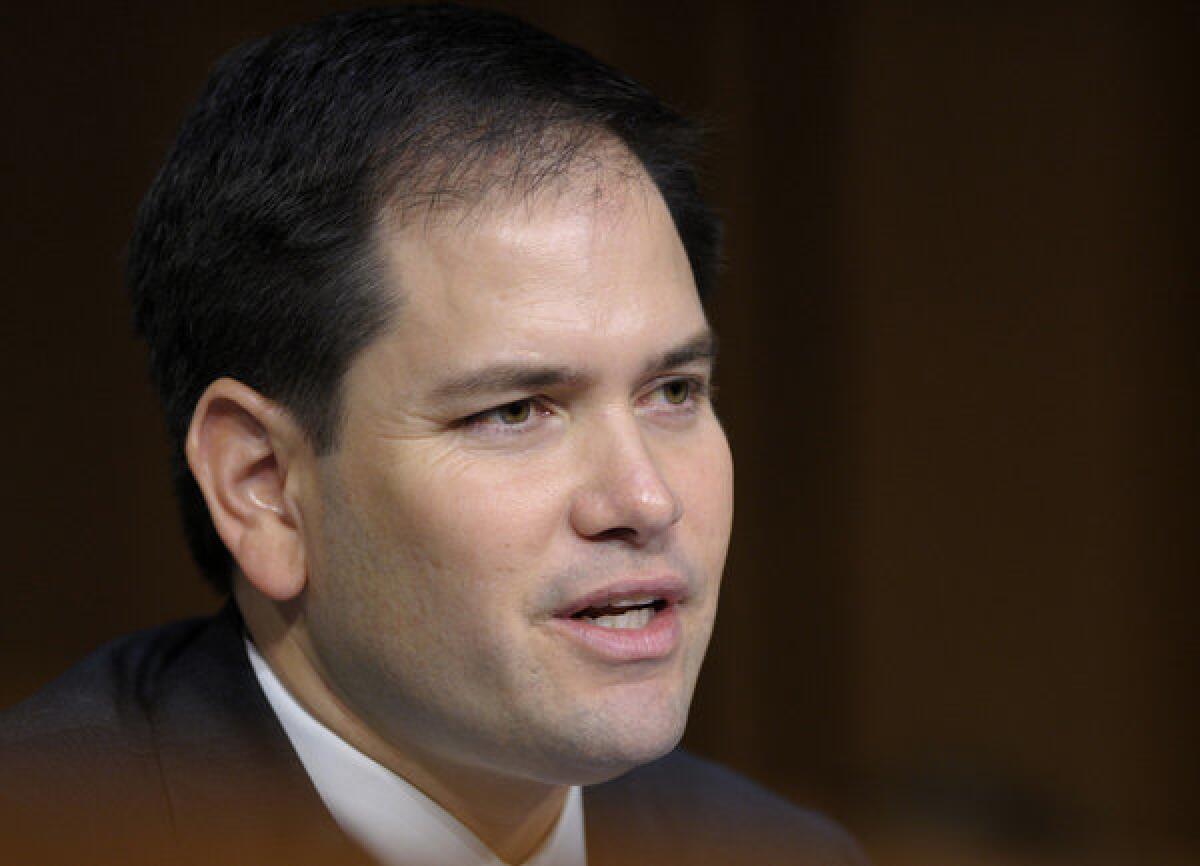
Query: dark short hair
[[128, 4, 722, 593]]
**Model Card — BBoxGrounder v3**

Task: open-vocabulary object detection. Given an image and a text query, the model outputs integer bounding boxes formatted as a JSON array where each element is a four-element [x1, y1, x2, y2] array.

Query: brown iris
[[662, 380, 691, 405], [497, 400, 532, 424]]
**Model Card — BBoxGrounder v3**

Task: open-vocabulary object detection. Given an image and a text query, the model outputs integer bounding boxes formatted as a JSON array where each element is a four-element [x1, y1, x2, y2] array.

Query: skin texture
[[193, 164, 734, 862]]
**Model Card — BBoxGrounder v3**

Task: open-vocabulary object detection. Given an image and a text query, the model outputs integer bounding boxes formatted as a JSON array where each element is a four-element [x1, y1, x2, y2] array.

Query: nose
[[569, 415, 683, 545]]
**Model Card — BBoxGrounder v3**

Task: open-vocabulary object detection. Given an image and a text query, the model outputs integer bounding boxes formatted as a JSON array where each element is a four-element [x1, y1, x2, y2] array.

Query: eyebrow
[[430, 327, 718, 401], [640, 328, 718, 379]]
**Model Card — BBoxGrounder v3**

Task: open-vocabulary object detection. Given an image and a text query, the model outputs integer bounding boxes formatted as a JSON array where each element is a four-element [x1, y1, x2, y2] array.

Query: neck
[[236, 584, 569, 864]]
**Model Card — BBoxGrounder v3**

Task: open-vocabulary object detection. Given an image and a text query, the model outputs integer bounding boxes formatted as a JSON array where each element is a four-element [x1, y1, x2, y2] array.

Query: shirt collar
[[245, 636, 587, 866]]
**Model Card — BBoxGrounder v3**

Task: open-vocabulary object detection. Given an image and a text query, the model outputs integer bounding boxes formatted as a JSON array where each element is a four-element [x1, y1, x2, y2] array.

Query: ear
[[186, 378, 310, 601]]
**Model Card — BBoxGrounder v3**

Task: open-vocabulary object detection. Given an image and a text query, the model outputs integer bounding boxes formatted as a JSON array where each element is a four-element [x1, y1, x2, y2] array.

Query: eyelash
[[458, 376, 711, 435]]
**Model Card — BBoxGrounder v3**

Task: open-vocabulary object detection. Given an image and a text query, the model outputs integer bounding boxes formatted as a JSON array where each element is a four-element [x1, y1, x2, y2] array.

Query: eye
[[494, 400, 532, 424], [651, 376, 710, 407], [458, 398, 549, 437], [661, 379, 692, 405], [638, 376, 712, 421]]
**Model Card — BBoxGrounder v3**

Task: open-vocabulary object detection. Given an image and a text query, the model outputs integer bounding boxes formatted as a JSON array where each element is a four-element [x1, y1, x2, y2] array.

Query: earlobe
[[186, 378, 308, 602]]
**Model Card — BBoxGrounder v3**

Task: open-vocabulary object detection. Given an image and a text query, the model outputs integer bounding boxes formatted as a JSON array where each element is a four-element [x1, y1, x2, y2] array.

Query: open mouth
[[549, 578, 687, 660], [551, 582, 685, 661], [569, 596, 669, 630]]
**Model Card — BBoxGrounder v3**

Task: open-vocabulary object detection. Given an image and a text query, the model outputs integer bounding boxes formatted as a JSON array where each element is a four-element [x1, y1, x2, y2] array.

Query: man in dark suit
[[1, 6, 865, 864]]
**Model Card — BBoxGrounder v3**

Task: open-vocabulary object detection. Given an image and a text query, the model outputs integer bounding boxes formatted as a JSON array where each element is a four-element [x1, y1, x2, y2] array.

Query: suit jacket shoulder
[[0, 607, 369, 866], [0, 617, 207, 857]]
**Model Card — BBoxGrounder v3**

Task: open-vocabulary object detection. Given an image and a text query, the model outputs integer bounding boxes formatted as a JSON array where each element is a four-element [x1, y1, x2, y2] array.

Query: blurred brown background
[[1, 2, 1195, 864]]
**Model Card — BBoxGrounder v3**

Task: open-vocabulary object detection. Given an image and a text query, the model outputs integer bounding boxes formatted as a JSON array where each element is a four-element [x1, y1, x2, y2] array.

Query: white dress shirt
[[245, 637, 587, 866]]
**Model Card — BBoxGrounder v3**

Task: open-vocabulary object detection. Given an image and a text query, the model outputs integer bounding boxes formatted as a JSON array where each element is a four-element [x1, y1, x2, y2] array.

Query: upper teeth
[[591, 607, 654, 630], [610, 596, 657, 609]]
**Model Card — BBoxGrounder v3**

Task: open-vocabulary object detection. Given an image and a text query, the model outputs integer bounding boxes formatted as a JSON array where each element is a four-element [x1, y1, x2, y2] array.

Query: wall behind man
[[1, 2, 1194, 864]]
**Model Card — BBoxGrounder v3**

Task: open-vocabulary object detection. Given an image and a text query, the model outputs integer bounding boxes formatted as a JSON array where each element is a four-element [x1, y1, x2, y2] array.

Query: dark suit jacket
[[0, 604, 866, 865]]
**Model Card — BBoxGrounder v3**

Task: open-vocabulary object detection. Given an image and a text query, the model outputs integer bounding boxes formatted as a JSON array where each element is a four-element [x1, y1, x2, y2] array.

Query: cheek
[[672, 427, 735, 560], [348, 451, 570, 608]]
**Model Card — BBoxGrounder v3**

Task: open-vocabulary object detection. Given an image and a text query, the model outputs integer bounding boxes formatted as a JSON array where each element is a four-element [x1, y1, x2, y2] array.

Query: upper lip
[[553, 575, 689, 618]]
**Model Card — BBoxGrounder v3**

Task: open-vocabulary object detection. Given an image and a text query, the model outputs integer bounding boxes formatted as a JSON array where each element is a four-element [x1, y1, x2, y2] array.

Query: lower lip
[[550, 605, 682, 662]]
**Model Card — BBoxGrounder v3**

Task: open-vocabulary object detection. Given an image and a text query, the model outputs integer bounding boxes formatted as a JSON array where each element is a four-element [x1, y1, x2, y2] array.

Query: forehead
[[368, 164, 705, 377]]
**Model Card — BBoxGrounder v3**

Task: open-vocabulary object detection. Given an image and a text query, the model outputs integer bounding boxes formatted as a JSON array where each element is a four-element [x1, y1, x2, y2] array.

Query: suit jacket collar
[[146, 602, 376, 866]]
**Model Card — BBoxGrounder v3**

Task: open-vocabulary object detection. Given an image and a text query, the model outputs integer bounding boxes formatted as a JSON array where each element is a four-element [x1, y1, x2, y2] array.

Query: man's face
[[293, 168, 733, 785]]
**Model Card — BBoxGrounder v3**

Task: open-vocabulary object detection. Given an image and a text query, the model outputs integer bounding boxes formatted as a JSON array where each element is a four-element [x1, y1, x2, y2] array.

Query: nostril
[[589, 526, 638, 543]]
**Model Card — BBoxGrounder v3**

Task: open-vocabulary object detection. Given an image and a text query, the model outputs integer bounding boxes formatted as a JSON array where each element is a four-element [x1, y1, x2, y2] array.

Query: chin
[[535, 687, 693, 786], [590, 729, 684, 784]]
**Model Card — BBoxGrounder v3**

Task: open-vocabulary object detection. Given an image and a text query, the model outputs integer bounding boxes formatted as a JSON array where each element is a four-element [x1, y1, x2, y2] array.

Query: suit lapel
[[146, 602, 376, 866]]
